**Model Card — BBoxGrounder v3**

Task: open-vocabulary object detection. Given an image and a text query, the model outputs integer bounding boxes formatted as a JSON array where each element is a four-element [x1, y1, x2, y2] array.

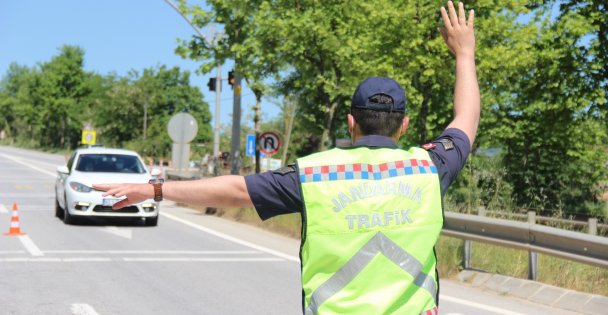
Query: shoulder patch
[[439, 138, 455, 151], [422, 143, 436, 150], [272, 164, 296, 175]]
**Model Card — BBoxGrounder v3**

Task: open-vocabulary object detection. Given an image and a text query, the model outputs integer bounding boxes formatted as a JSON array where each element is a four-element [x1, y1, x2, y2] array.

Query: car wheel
[[145, 215, 158, 227], [63, 195, 78, 225], [55, 196, 64, 219]]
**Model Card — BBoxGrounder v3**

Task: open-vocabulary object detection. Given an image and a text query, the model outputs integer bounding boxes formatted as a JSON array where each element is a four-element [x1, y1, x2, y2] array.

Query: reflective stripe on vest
[[305, 232, 437, 315], [298, 146, 443, 314]]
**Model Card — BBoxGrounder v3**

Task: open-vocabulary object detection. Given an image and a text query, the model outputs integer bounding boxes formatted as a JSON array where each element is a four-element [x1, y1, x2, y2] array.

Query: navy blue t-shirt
[[245, 128, 470, 220]]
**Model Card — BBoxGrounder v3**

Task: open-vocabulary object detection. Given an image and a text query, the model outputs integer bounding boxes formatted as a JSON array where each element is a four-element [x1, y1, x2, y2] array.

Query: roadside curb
[[457, 270, 608, 315]]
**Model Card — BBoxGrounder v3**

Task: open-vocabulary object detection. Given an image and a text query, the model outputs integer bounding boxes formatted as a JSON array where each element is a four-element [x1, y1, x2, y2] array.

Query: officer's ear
[[348, 113, 356, 134], [398, 116, 410, 137]]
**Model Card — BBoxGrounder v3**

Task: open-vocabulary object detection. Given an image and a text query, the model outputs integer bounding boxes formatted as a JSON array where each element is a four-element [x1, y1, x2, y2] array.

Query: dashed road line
[[71, 303, 100, 315], [123, 257, 283, 262], [1, 257, 283, 262], [43, 250, 260, 254], [18, 235, 44, 256], [0, 203, 7, 214]]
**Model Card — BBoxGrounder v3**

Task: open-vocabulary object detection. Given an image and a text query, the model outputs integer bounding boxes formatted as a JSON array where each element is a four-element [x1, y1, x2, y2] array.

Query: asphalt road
[[0, 145, 584, 315]]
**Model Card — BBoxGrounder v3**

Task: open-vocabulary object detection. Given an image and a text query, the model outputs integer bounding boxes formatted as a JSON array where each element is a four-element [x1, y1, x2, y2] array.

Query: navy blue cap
[[351, 77, 406, 113]]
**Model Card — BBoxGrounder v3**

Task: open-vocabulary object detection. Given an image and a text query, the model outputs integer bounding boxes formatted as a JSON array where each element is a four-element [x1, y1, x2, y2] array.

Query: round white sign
[[167, 113, 198, 143]]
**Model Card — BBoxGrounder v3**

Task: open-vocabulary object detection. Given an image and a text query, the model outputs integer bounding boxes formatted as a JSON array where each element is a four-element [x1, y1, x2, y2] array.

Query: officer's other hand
[[438, 1, 475, 58], [93, 183, 153, 210]]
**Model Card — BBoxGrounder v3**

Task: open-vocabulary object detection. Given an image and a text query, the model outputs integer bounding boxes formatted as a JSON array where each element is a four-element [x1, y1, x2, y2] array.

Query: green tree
[[0, 63, 39, 144], [97, 66, 213, 159], [497, 2, 607, 214]]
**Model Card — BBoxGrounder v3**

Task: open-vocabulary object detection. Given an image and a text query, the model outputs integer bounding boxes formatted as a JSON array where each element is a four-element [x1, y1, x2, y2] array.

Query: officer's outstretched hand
[[93, 183, 153, 210], [439, 1, 475, 58]]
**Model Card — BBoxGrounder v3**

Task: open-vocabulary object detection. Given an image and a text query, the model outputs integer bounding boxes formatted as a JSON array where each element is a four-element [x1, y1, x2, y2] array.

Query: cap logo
[[368, 93, 394, 106]]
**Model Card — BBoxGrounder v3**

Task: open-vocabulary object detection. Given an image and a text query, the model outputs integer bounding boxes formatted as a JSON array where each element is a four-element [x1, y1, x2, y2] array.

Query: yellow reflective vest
[[297, 146, 443, 315]]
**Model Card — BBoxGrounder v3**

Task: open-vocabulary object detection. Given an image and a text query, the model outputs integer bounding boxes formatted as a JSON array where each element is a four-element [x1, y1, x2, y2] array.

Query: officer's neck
[[351, 132, 401, 145]]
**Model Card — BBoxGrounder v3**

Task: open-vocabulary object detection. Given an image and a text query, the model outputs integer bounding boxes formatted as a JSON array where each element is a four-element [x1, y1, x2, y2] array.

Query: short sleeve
[[244, 165, 303, 220], [425, 128, 471, 196]]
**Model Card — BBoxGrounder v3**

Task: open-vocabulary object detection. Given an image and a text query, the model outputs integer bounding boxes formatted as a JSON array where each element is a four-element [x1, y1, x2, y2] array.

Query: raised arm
[[93, 175, 253, 210], [439, 1, 480, 148]]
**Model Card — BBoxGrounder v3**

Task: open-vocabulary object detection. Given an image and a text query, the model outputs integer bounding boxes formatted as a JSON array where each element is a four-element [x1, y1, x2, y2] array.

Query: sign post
[[167, 113, 198, 172]]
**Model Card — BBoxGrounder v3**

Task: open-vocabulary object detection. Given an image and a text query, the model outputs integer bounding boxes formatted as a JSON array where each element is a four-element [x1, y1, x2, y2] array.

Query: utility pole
[[230, 71, 242, 175], [213, 66, 221, 176], [143, 97, 148, 140], [254, 102, 261, 173], [164, 0, 223, 176]]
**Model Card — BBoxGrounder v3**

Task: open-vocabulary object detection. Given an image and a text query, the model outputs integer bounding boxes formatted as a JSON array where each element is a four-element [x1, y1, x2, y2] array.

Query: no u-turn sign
[[259, 131, 281, 156]]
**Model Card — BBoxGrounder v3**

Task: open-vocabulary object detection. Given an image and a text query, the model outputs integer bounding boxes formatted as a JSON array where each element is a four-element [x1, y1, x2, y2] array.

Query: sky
[[0, 0, 280, 129]]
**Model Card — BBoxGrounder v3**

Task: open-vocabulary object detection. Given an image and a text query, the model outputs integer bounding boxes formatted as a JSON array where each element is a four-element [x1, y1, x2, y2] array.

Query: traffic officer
[[95, 1, 479, 314]]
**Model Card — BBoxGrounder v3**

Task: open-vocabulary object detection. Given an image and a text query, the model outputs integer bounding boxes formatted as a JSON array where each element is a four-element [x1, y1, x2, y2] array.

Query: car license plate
[[102, 198, 120, 206]]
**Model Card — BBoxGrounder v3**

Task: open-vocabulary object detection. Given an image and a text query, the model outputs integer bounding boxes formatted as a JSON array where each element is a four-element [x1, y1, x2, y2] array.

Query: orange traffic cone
[[4, 203, 25, 236]]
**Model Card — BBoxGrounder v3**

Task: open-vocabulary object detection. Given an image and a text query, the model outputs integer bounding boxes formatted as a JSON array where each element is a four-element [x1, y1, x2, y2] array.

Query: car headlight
[[69, 181, 93, 193]]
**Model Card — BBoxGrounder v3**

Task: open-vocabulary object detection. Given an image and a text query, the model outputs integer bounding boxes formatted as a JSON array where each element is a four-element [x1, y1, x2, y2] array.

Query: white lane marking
[[0, 153, 56, 177], [3, 258, 61, 262], [0, 204, 7, 214], [63, 258, 113, 262], [0, 250, 27, 254], [122, 257, 283, 262], [160, 212, 300, 262], [440, 295, 526, 315], [18, 235, 44, 256], [99, 226, 132, 239], [44, 250, 259, 254], [71, 303, 100, 315], [1, 257, 277, 262]]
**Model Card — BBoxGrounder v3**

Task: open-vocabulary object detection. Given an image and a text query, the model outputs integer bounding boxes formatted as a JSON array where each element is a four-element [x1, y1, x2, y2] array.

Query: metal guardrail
[[441, 212, 608, 270], [471, 209, 608, 233]]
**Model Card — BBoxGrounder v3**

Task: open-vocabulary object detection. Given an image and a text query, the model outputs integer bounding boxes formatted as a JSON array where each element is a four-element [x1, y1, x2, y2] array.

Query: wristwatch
[[148, 178, 165, 202]]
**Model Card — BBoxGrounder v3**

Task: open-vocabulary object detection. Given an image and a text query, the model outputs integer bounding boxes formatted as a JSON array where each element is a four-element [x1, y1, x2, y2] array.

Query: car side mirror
[[57, 165, 70, 174], [150, 168, 162, 177]]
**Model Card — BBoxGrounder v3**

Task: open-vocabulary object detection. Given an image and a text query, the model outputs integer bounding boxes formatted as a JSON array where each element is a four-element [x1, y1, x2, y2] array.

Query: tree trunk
[[320, 101, 340, 151], [281, 99, 297, 166]]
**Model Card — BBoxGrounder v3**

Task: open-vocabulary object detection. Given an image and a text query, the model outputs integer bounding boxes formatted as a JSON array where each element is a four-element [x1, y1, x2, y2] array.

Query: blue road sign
[[246, 134, 256, 157]]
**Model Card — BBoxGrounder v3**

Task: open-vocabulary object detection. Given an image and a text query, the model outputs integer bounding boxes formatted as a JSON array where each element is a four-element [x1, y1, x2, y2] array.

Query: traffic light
[[207, 77, 218, 92], [228, 70, 235, 89]]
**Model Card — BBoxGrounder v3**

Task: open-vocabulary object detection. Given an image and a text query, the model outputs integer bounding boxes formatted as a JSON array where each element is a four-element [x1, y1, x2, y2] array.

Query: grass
[[191, 205, 607, 297], [435, 236, 608, 296]]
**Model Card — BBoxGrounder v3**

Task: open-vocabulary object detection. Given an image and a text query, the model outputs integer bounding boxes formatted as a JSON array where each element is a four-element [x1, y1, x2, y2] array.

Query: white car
[[55, 147, 161, 226]]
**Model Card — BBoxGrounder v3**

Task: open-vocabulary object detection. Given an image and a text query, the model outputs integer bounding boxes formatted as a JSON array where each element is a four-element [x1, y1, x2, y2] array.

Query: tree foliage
[[174, 0, 607, 215], [0, 45, 212, 160], [2, 1, 606, 215]]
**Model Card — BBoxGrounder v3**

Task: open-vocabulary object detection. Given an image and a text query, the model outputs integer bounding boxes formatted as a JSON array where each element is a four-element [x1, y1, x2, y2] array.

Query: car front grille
[[93, 206, 139, 213]]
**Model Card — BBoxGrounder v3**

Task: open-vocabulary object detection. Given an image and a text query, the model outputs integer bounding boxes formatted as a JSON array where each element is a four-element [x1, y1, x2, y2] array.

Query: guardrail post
[[462, 207, 487, 269], [588, 218, 597, 235], [463, 240, 472, 269], [527, 211, 538, 281]]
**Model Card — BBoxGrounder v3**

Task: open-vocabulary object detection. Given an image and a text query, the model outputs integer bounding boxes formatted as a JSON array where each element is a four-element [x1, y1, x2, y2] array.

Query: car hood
[[68, 171, 153, 187]]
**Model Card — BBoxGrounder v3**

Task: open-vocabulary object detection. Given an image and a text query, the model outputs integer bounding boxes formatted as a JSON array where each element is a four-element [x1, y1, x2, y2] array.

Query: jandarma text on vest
[[331, 180, 423, 212], [345, 209, 413, 230]]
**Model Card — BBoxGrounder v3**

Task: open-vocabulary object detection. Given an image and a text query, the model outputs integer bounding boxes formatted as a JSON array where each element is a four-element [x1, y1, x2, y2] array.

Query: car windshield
[[75, 154, 146, 174]]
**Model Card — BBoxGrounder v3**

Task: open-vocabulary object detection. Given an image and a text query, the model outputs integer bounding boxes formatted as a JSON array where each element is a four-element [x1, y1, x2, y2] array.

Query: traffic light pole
[[230, 72, 242, 175], [213, 66, 221, 176]]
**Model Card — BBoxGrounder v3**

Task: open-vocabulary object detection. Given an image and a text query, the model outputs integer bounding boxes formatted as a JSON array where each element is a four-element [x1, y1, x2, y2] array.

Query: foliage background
[[1, 0, 606, 218]]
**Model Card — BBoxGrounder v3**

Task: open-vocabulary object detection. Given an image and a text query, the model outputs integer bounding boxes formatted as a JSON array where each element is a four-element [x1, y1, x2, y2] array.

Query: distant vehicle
[[55, 147, 161, 226]]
